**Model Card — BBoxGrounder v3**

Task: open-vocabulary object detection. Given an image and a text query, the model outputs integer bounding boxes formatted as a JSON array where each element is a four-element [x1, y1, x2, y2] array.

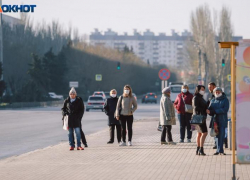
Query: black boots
[[224, 138, 228, 148], [199, 147, 206, 156], [196, 147, 200, 155]]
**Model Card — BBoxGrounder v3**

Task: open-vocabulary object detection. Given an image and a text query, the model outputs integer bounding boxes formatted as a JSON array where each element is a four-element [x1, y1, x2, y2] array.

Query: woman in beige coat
[[115, 85, 137, 146], [160, 87, 176, 145]]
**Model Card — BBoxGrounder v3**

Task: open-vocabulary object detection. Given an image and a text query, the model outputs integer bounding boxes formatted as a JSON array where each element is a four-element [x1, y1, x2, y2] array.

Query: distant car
[[104, 92, 110, 99], [187, 83, 197, 94], [170, 85, 182, 102], [86, 96, 105, 112], [48, 92, 63, 100], [93, 91, 106, 99], [132, 93, 137, 101], [141, 94, 146, 103], [144, 92, 157, 104]]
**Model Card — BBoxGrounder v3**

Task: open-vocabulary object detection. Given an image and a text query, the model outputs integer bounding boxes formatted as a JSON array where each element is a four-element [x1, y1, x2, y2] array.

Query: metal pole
[[0, 0, 3, 80], [198, 49, 201, 85], [231, 45, 236, 180]]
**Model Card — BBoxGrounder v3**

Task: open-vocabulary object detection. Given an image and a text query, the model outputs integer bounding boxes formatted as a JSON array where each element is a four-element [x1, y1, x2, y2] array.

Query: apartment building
[[90, 29, 191, 67]]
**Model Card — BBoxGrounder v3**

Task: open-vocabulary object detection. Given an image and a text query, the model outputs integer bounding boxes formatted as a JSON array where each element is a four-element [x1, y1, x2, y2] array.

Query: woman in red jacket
[[174, 85, 194, 143]]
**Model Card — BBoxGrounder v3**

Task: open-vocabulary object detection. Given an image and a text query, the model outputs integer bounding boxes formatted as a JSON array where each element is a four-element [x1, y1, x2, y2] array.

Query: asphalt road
[[0, 101, 160, 159]]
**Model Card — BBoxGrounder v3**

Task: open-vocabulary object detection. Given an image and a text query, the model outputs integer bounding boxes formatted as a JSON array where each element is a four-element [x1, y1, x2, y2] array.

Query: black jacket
[[61, 96, 84, 128], [104, 97, 120, 125], [192, 94, 208, 116]]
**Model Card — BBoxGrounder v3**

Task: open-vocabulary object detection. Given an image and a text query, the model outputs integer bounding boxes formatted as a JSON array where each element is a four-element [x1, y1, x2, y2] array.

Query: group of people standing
[[61, 85, 137, 150], [159, 82, 229, 156], [61, 82, 229, 156]]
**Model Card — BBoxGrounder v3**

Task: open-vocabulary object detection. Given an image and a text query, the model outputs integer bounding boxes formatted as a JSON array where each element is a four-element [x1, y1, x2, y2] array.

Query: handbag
[[190, 114, 205, 125], [63, 115, 69, 130], [182, 96, 193, 113], [118, 95, 124, 116], [210, 128, 217, 137]]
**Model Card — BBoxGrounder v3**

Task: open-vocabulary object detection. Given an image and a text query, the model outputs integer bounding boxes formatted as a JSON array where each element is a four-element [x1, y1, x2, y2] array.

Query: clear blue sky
[[3, 0, 250, 38]]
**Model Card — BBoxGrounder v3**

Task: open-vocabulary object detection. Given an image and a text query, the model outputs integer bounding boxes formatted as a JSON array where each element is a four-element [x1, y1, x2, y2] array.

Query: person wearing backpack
[[115, 85, 137, 146]]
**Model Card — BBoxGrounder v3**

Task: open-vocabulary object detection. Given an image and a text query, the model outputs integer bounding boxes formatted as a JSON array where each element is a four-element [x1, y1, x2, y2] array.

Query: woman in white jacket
[[160, 87, 177, 145]]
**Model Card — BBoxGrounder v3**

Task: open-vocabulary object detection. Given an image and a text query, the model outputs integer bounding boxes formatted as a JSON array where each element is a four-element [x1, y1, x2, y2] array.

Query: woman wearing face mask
[[174, 85, 194, 143], [115, 85, 137, 146], [160, 87, 176, 145], [192, 85, 208, 155], [61, 87, 85, 151], [207, 87, 229, 155], [104, 89, 121, 144]]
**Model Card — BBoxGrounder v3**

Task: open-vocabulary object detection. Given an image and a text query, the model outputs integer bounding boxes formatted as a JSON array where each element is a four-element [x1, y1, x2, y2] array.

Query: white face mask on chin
[[215, 93, 222, 98], [199, 90, 205, 95], [124, 90, 130, 95]]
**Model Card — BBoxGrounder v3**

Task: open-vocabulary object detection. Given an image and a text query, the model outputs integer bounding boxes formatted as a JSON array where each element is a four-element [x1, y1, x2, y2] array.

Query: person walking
[[104, 89, 121, 144], [192, 85, 208, 155], [160, 87, 177, 145], [207, 87, 229, 155], [115, 85, 137, 146], [174, 85, 193, 143], [61, 87, 85, 151], [207, 82, 217, 149]]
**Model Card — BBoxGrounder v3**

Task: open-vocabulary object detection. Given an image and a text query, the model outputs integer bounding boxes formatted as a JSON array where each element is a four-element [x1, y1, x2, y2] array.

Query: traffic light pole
[[198, 49, 202, 85]]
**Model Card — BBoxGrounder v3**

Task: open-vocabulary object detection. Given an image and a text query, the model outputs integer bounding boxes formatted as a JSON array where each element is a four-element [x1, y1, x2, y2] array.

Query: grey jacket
[[160, 94, 176, 126], [115, 95, 137, 117]]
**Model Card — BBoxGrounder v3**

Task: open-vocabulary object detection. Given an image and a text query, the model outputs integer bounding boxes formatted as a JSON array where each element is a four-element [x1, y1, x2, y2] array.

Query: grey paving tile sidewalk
[[0, 118, 249, 180]]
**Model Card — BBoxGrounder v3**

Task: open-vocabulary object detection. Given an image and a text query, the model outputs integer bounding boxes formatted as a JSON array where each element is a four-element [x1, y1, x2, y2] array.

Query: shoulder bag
[[182, 95, 193, 114]]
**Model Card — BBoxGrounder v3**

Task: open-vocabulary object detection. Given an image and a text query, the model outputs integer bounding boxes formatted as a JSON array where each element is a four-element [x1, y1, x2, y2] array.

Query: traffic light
[[222, 59, 225, 67], [117, 62, 121, 70]]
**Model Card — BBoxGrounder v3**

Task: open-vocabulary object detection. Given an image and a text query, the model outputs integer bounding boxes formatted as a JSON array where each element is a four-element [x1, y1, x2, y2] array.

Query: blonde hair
[[110, 89, 117, 95], [182, 85, 189, 90], [123, 84, 133, 97]]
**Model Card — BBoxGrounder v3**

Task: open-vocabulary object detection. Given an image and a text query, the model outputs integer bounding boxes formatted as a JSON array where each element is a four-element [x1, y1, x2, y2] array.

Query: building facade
[[90, 29, 192, 67]]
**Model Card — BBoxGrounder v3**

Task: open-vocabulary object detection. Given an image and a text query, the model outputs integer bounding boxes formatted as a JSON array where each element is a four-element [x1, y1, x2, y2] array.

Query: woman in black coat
[[192, 85, 208, 156], [104, 89, 121, 144], [61, 87, 85, 150]]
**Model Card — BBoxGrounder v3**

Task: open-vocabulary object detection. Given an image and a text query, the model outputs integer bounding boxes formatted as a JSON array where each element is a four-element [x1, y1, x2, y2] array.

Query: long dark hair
[[194, 85, 205, 95]]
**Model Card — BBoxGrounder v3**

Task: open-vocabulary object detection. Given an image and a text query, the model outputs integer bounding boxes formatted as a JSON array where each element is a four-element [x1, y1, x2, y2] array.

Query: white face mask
[[124, 90, 130, 95], [182, 89, 187, 93], [199, 90, 205, 95], [215, 93, 222, 98], [111, 94, 117, 98]]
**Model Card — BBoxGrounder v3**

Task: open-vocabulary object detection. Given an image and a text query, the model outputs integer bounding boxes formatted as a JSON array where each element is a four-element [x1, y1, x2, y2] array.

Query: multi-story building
[[90, 29, 192, 67]]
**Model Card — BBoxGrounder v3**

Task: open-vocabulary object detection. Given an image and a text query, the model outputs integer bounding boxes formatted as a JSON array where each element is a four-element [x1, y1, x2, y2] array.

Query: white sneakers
[[168, 141, 177, 145], [119, 142, 126, 146], [119, 141, 132, 146]]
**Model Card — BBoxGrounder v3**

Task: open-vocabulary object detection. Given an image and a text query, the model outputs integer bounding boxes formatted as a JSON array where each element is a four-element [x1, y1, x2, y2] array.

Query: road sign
[[69, 81, 78, 88], [95, 74, 102, 81], [158, 69, 171, 80], [227, 74, 231, 81]]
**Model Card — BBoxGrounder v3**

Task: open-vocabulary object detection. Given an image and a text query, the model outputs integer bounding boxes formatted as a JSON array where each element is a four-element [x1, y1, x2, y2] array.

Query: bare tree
[[186, 5, 233, 87]]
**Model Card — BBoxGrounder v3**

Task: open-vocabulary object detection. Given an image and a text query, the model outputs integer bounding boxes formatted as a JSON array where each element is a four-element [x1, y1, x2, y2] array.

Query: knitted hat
[[162, 87, 171, 94], [213, 87, 222, 93], [69, 87, 77, 95]]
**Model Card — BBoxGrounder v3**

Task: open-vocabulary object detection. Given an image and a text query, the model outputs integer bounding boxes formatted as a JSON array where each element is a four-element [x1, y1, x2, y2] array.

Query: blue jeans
[[215, 126, 226, 153], [178, 113, 192, 140], [68, 127, 81, 147]]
